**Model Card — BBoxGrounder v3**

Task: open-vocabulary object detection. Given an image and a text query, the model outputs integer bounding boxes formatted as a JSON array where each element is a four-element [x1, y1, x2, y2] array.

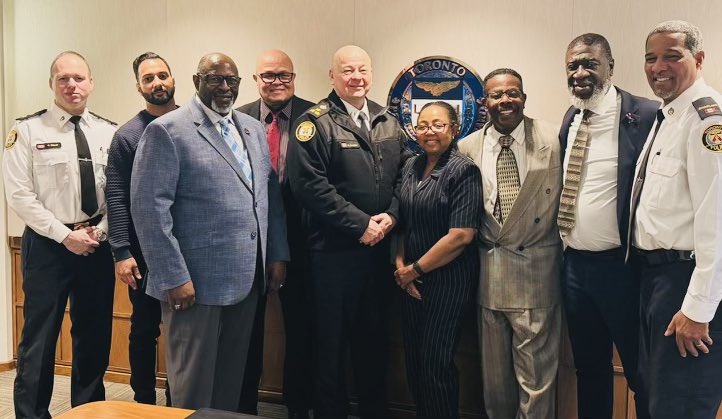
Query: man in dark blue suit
[[236, 49, 315, 419], [558, 33, 658, 419]]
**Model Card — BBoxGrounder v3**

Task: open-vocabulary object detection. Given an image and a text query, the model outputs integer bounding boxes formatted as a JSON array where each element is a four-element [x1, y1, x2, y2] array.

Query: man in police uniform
[[3, 51, 116, 419], [631, 20, 722, 418], [287, 45, 407, 419]]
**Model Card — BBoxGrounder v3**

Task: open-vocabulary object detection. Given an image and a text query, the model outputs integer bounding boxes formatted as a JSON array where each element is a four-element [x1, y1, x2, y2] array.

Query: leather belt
[[631, 247, 695, 266], [64, 214, 103, 230]]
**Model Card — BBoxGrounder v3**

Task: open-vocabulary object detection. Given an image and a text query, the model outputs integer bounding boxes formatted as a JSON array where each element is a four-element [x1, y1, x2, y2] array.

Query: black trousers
[[562, 247, 649, 419], [310, 246, 393, 419], [634, 258, 722, 419], [14, 227, 114, 419]]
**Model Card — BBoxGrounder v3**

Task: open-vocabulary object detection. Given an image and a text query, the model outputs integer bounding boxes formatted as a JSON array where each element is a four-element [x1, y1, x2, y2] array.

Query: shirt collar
[[195, 94, 231, 125], [661, 78, 706, 120], [586, 84, 617, 115], [339, 97, 369, 123], [486, 120, 526, 148], [50, 102, 90, 129], [260, 99, 292, 123]]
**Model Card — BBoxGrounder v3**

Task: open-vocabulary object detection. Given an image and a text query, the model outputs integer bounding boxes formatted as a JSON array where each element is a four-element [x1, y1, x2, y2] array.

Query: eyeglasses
[[257, 72, 295, 84], [486, 89, 524, 100], [413, 123, 452, 134], [197, 73, 241, 87]]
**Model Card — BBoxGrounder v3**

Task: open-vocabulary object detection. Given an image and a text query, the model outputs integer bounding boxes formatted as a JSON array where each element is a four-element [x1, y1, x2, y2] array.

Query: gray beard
[[211, 101, 232, 115], [569, 79, 612, 110]]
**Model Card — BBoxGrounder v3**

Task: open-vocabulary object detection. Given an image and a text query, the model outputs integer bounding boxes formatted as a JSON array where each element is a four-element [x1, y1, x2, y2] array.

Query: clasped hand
[[359, 213, 395, 246]]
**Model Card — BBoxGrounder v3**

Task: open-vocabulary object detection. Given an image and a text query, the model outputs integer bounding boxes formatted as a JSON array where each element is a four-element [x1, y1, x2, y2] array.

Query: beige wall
[[2, 0, 722, 231]]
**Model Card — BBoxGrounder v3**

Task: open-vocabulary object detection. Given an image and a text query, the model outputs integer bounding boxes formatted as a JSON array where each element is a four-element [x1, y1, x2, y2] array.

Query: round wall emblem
[[387, 56, 486, 151]]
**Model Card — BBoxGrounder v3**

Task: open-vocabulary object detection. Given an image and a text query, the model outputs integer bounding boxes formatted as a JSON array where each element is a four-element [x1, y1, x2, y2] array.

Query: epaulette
[[90, 111, 118, 126], [305, 103, 330, 119], [16, 109, 47, 121], [692, 97, 722, 120]]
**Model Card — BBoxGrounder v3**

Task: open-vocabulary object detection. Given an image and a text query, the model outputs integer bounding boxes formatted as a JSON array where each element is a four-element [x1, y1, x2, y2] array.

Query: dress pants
[[237, 292, 267, 415], [310, 246, 392, 419], [14, 227, 114, 419], [635, 258, 722, 419], [562, 247, 649, 419], [478, 305, 560, 419], [402, 273, 474, 419]]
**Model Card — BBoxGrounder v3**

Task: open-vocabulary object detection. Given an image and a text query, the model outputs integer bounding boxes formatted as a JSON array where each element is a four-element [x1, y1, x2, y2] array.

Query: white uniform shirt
[[2, 103, 116, 243], [481, 121, 527, 216], [340, 98, 370, 130], [632, 78, 722, 323], [562, 86, 622, 251]]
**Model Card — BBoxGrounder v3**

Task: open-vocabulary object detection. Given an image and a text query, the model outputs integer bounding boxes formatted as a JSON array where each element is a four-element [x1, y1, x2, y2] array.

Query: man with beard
[[130, 52, 289, 410], [458, 68, 562, 419], [558, 34, 657, 419], [236, 49, 314, 419], [631, 20, 722, 418], [106, 52, 177, 405]]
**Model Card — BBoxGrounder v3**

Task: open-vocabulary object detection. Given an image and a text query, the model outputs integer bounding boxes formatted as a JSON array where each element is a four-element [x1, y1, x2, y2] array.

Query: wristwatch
[[96, 228, 107, 242], [412, 261, 425, 276]]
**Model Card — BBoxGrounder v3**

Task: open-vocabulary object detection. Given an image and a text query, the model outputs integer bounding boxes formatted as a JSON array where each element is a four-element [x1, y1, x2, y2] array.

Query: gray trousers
[[161, 283, 259, 411]]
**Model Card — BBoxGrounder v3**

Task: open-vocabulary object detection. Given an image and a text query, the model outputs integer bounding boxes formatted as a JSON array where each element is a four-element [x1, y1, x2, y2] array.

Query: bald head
[[193, 52, 240, 115], [197, 52, 238, 74], [253, 49, 296, 109], [329, 45, 372, 109]]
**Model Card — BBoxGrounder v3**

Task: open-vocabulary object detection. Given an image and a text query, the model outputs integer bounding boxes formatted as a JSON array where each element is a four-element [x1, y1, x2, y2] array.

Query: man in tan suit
[[457, 68, 562, 419]]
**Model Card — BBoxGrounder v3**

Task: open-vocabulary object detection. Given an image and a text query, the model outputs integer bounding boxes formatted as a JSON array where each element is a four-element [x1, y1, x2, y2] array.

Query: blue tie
[[219, 118, 253, 186]]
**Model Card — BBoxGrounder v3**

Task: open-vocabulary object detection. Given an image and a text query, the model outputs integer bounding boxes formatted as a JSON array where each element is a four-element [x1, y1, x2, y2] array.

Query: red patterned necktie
[[267, 113, 281, 172]]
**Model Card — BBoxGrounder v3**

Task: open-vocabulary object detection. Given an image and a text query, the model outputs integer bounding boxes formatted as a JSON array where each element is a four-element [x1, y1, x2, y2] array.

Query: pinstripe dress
[[398, 147, 482, 419]]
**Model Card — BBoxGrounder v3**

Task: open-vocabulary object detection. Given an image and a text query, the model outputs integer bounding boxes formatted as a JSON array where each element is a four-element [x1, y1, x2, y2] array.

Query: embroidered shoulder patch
[[295, 121, 316, 142], [692, 97, 722, 120], [702, 124, 722, 152], [4, 129, 17, 149]]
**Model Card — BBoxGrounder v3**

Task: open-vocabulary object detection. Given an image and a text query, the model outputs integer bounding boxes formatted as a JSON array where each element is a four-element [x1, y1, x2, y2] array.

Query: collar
[[339, 96, 369, 123], [486, 120, 526, 149], [50, 102, 90, 129], [260, 99, 292, 123], [660, 78, 706, 120], [195, 95, 231, 125], [586, 83, 617, 115]]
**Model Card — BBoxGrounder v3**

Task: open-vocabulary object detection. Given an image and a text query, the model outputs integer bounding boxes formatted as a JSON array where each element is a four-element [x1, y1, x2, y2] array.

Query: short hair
[[483, 68, 524, 92], [49, 50, 91, 78], [566, 33, 613, 62], [647, 20, 703, 54], [133, 52, 171, 80], [419, 101, 460, 126]]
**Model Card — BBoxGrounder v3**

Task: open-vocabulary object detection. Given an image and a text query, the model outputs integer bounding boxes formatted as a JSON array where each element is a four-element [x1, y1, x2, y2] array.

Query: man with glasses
[[236, 49, 314, 419], [130, 52, 289, 410], [457, 68, 562, 419], [287, 45, 408, 419], [559, 34, 657, 419]]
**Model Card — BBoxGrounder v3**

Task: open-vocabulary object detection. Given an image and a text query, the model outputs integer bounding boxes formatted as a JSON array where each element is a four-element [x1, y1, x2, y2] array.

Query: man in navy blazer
[[131, 52, 289, 411], [559, 34, 657, 419]]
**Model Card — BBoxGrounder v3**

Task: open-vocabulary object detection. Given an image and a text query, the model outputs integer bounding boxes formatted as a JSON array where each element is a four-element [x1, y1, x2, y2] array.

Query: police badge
[[387, 56, 486, 152]]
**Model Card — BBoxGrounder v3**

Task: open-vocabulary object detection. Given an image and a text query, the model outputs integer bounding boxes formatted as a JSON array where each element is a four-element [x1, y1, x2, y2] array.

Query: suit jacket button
[[534, 217, 540, 223], [545, 188, 551, 194], [251, 232, 256, 240], [494, 243, 500, 248], [518, 246, 525, 251]]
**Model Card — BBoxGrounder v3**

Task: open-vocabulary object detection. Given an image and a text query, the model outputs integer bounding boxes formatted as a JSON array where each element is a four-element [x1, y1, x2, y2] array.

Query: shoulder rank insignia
[[16, 109, 47, 121], [295, 121, 316, 142], [5, 129, 17, 149], [89, 111, 118, 126], [692, 97, 722, 120], [306, 104, 329, 119], [702, 124, 722, 153]]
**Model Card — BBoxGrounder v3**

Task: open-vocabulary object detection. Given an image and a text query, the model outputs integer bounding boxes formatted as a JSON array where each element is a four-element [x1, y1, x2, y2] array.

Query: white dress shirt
[[340, 97, 370, 130], [562, 86, 622, 251], [632, 78, 722, 323], [481, 121, 527, 216], [195, 95, 248, 156], [2, 102, 116, 243]]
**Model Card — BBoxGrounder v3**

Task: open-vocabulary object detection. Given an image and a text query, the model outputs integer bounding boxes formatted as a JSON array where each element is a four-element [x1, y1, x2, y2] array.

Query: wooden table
[[56, 401, 193, 419]]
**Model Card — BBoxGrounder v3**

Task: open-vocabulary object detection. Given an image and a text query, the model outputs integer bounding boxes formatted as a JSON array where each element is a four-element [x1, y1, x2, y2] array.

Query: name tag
[[36, 142, 61, 150], [339, 141, 360, 149]]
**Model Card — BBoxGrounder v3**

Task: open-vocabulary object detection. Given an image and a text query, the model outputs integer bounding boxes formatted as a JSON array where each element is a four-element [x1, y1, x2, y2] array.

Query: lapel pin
[[243, 128, 250, 135]]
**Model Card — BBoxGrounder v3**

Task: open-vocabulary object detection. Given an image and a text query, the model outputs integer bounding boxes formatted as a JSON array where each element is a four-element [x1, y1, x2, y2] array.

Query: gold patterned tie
[[558, 109, 592, 236], [494, 135, 520, 225]]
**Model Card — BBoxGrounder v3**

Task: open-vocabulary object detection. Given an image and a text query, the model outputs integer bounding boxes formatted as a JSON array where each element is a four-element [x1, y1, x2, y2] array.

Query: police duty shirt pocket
[[94, 147, 108, 189], [33, 151, 69, 189], [646, 155, 682, 208]]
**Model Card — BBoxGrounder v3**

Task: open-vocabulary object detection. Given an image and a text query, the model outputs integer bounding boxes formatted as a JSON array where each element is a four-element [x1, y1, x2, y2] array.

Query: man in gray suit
[[130, 52, 289, 411], [458, 68, 562, 419]]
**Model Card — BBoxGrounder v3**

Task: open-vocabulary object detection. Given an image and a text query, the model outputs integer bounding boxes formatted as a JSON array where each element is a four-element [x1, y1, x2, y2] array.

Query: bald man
[[287, 45, 408, 419], [236, 50, 314, 418], [131, 52, 289, 410]]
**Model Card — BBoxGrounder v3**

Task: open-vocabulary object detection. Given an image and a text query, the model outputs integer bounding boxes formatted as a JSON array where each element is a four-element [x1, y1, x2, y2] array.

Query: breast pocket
[[33, 151, 69, 189], [94, 150, 108, 190], [646, 155, 683, 208]]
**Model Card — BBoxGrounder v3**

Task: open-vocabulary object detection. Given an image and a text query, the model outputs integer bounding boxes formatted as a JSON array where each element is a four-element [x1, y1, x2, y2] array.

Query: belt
[[631, 247, 695, 266], [64, 214, 103, 230]]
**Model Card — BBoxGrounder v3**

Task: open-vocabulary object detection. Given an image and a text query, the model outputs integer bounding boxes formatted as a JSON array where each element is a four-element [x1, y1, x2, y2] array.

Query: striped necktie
[[493, 135, 520, 225], [558, 109, 592, 236], [219, 118, 253, 186]]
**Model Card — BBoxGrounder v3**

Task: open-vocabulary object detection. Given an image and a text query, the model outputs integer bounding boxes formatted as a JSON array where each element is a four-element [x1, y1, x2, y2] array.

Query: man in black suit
[[236, 49, 314, 419], [558, 33, 658, 419]]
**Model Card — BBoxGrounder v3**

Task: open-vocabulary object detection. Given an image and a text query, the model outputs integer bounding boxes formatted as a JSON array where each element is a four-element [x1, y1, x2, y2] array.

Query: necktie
[[557, 109, 592, 236], [357, 112, 370, 134], [69, 116, 98, 218], [266, 113, 281, 173], [219, 118, 253, 186], [493, 135, 521, 225], [627, 109, 665, 251]]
